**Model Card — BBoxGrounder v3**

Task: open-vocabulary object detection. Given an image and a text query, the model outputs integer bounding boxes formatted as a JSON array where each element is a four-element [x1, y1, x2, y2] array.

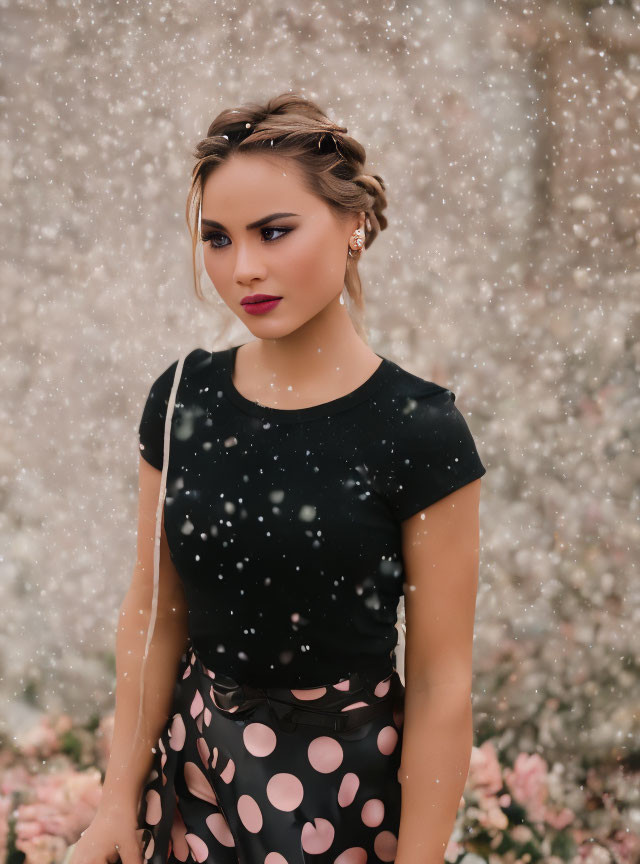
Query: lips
[[240, 296, 283, 316], [241, 294, 282, 305]]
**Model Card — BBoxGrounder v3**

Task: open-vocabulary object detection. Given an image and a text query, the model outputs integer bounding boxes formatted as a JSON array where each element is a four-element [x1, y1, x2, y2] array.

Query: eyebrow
[[200, 212, 300, 232]]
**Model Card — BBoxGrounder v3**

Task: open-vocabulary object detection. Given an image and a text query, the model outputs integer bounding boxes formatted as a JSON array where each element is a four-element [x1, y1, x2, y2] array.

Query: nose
[[233, 241, 268, 284]]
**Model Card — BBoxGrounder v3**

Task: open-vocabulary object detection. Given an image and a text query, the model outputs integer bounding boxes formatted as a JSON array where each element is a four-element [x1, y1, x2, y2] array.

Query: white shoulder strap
[[395, 595, 406, 687], [132, 354, 187, 752]]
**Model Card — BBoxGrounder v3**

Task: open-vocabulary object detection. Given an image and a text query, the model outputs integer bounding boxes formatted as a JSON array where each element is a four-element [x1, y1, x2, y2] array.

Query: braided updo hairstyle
[[186, 92, 388, 343]]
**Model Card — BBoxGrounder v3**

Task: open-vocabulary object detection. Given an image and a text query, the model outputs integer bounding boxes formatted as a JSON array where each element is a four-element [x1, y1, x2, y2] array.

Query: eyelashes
[[201, 226, 292, 250]]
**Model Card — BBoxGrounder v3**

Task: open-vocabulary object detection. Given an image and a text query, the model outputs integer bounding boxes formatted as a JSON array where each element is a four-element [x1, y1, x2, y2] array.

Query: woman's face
[[199, 153, 362, 337]]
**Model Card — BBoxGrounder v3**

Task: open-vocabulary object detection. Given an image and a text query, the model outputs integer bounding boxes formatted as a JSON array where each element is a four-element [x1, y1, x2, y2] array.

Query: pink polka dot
[[185, 833, 209, 862], [243, 722, 277, 757], [301, 817, 335, 854], [205, 812, 235, 848], [374, 678, 391, 697], [169, 714, 186, 750], [266, 773, 304, 811], [204, 707, 212, 727], [377, 725, 398, 755], [182, 665, 192, 680], [374, 830, 398, 862], [333, 679, 351, 691], [220, 757, 235, 783], [308, 736, 343, 773], [211, 746, 218, 770], [361, 798, 385, 827], [184, 761, 217, 805], [197, 736, 210, 768], [341, 701, 369, 711], [143, 835, 154, 860], [237, 794, 263, 833], [335, 848, 367, 864], [144, 789, 162, 825], [265, 854, 288, 864], [337, 773, 360, 807], [190, 690, 204, 719], [170, 807, 189, 861], [290, 686, 327, 700]]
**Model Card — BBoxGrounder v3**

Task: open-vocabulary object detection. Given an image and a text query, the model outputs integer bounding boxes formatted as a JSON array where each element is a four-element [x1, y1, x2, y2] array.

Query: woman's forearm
[[395, 683, 474, 864], [99, 582, 189, 814]]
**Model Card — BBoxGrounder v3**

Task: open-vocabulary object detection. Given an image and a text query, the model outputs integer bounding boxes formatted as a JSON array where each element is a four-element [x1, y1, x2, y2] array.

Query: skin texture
[[199, 152, 382, 407]]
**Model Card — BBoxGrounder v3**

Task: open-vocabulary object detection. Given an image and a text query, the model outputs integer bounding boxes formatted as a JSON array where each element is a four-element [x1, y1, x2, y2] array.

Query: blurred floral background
[[1, 0, 639, 862]]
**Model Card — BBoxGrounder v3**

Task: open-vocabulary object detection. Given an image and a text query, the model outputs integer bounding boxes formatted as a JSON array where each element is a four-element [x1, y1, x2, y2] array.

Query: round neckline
[[221, 343, 393, 422]]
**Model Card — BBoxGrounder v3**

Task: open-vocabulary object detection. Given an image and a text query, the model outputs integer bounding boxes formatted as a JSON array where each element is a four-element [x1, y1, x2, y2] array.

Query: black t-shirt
[[138, 344, 487, 688]]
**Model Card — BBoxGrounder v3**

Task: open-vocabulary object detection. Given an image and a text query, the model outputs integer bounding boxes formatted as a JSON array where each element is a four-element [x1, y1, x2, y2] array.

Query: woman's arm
[[99, 455, 190, 816], [395, 477, 483, 864]]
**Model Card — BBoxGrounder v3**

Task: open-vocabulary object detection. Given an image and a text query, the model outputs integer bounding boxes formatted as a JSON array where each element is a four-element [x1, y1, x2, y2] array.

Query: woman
[[74, 93, 486, 864]]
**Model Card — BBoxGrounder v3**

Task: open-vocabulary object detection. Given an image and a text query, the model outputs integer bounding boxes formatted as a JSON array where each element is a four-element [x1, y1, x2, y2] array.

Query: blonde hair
[[185, 92, 388, 342]]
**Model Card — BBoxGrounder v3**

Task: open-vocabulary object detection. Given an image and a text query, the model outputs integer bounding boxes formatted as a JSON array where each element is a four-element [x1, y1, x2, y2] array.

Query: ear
[[351, 210, 366, 233]]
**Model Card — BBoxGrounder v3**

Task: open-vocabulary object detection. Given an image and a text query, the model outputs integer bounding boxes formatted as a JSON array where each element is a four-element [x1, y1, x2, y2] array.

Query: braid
[[351, 173, 388, 247]]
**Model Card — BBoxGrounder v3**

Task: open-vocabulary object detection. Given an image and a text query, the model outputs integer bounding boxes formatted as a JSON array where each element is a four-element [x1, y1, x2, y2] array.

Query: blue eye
[[201, 226, 292, 250]]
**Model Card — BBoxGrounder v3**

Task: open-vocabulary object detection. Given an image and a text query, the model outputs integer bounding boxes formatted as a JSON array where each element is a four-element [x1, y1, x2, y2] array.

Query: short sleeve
[[137, 358, 180, 470], [375, 386, 487, 521]]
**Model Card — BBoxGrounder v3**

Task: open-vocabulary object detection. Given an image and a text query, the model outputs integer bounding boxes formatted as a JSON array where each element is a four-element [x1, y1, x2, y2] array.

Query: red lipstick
[[240, 294, 283, 315]]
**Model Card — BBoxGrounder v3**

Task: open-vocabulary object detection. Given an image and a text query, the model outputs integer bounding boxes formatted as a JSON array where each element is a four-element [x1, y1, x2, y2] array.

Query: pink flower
[[53, 716, 74, 737], [608, 829, 640, 864], [468, 741, 503, 795], [510, 824, 533, 844], [16, 717, 63, 759], [444, 838, 464, 862], [14, 767, 104, 852], [0, 764, 33, 797], [484, 801, 509, 830], [16, 832, 68, 864], [503, 752, 549, 824], [0, 794, 13, 864], [543, 805, 575, 830]]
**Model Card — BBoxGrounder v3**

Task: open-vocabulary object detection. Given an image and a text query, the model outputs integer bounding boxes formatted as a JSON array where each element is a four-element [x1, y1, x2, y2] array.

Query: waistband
[[185, 642, 402, 733]]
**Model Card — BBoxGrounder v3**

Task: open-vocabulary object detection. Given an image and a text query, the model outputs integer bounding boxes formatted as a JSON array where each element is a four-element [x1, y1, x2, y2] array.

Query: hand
[[66, 808, 149, 864]]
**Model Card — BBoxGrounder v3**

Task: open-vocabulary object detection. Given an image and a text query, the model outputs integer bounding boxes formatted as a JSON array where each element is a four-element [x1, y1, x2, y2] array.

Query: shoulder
[[369, 358, 486, 520], [143, 347, 214, 396], [381, 357, 458, 423], [138, 348, 214, 469]]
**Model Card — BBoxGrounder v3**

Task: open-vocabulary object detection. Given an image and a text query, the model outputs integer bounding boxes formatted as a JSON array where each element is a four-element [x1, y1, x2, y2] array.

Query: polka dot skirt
[[136, 639, 405, 864]]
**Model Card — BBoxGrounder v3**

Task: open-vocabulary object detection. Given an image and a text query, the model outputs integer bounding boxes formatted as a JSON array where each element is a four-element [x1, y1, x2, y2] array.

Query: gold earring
[[349, 227, 365, 254]]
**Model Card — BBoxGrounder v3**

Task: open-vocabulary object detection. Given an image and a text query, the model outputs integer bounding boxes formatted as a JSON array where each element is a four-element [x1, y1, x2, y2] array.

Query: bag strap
[[395, 594, 406, 688], [132, 354, 187, 753]]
